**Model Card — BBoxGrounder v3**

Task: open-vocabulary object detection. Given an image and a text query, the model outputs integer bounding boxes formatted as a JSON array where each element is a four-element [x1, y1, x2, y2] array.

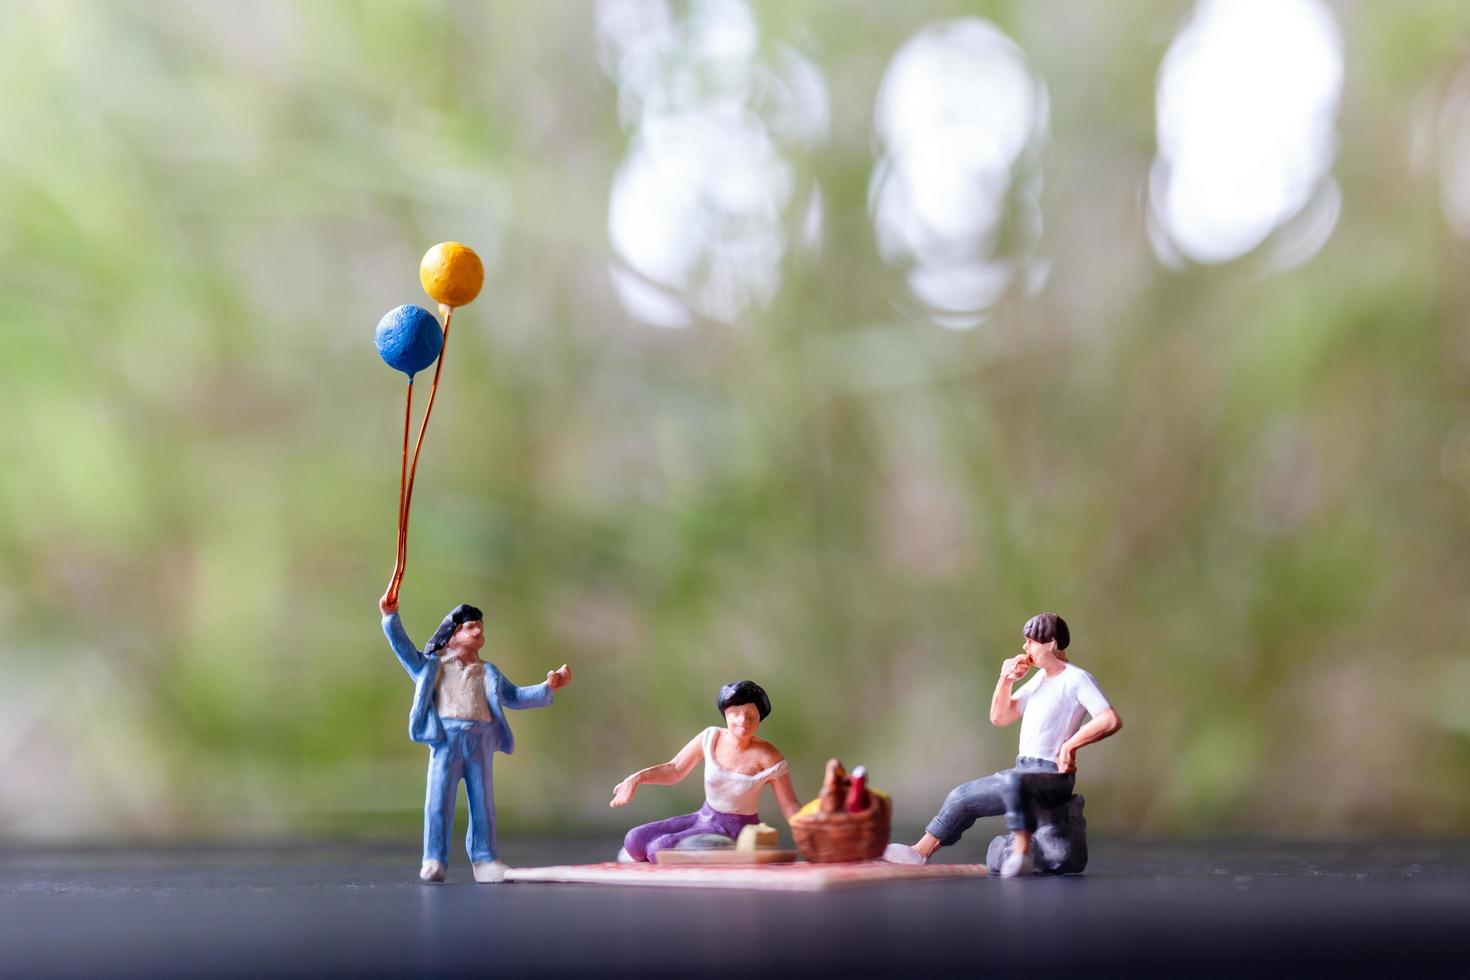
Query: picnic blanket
[[503, 860, 988, 892]]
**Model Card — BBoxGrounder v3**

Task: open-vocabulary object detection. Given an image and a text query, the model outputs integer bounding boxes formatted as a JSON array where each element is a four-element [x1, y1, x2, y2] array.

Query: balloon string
[[387, 379, 414, 606], [389, 304, 454, 605]]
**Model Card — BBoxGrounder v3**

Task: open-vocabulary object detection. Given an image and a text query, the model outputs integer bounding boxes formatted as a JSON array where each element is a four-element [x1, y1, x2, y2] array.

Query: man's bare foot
[[883, 843, 927, 865]]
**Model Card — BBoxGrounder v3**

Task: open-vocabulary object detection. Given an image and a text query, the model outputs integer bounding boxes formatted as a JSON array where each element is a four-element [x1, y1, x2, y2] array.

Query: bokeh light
[[1148, 0, 1343, 268], [1430, 63, 1470, 241], [599, 0, 828, 326], [869, 19, 1048, 329]]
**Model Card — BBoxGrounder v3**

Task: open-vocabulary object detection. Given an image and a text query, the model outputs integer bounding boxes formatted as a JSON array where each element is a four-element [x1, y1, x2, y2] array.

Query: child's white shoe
[[472, 860, 508, 883]]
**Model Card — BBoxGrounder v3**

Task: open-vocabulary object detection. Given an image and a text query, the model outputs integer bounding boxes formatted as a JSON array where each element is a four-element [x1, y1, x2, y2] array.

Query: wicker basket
[[790, 790, 892, 863]]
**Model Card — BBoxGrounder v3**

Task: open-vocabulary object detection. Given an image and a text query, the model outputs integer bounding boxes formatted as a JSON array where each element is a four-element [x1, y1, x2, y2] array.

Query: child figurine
[[611, 680, 802, 862], [886, 613, 1122, 877], [379, 591, 571, 883]]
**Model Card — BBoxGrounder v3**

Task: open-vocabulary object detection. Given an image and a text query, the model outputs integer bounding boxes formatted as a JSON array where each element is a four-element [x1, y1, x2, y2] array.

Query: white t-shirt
[[1013, 663, 1111, 763]]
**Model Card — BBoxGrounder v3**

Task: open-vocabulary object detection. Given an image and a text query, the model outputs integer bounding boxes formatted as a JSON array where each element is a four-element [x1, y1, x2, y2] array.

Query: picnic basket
[[789, 759, 892, 863]]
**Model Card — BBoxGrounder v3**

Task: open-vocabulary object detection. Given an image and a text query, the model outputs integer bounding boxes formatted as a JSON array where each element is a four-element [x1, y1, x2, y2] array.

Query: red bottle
[[845, 765, 871, 813]]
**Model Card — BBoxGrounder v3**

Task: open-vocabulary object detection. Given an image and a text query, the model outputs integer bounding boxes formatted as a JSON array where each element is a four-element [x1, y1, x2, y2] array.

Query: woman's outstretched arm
[[610, 732, 704, 808]]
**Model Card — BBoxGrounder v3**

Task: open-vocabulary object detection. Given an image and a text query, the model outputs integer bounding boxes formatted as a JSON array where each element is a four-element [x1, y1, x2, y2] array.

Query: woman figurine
[[611, 680, 802, 862]]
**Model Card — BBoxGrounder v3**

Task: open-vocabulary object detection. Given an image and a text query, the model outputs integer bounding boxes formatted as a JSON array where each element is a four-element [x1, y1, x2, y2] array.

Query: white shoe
[[472, 860, 508, 883], [883, 843, 928, 865], [999, 848, 1035, 878], [616, 847, 635, 864], [419, 860, 446, 883]]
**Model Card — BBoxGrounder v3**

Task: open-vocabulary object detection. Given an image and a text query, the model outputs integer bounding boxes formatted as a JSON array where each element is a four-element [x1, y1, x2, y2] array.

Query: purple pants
[[623, 803, 759, 862]]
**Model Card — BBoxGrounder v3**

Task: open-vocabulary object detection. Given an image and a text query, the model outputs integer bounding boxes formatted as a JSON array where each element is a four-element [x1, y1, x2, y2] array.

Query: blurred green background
[[2, 0, 1469, 845]]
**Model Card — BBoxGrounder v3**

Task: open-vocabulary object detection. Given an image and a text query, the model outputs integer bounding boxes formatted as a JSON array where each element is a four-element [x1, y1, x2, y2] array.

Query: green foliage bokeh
[[2, 0, 1469, 843]]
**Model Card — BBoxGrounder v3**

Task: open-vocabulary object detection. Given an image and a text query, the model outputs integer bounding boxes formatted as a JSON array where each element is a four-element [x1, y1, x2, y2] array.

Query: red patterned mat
[[503, 861, 988, 892]]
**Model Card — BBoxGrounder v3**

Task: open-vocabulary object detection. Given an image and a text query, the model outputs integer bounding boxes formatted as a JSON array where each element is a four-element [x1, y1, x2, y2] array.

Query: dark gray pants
[[926, 756, 1076, 844]]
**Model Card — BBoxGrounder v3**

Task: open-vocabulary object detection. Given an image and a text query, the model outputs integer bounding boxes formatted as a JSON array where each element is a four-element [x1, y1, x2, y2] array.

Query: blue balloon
[[375, 305, 443, 378]]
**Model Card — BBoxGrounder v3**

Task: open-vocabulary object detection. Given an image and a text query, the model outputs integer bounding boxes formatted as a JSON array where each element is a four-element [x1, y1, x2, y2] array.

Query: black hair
[[1023, 612, 1070, 651], [425, 603, 484, 654], [716, 680, 771, 720]]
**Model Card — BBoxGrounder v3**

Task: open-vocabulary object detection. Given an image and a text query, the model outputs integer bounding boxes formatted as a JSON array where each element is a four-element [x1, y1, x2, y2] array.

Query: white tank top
[[701, 726, 788, 815]]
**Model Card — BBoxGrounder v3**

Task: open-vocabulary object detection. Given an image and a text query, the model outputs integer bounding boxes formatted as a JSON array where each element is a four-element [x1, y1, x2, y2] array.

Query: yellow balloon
[[419, 242, 484, 308]]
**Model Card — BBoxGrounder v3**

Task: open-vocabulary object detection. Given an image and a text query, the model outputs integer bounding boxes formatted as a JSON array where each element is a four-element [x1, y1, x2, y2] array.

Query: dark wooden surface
[[3, 839, 1467, 977]]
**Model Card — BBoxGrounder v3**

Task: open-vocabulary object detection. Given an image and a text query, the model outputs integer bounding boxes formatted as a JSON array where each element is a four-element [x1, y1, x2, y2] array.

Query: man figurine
[[886, 612, 1121, 877], [379, 591, 572, 883]]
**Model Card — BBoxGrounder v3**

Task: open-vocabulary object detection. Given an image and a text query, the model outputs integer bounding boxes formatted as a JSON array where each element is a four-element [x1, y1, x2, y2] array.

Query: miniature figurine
[[885, 613, 1122, 877], [379, 590, 571, 883], [610, 680, 801, 862]]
